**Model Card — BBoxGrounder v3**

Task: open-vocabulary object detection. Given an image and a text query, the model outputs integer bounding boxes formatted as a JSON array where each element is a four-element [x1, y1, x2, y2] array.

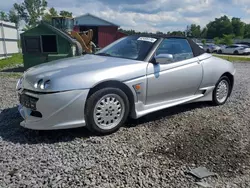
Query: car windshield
[[95, 36, 158, 61]]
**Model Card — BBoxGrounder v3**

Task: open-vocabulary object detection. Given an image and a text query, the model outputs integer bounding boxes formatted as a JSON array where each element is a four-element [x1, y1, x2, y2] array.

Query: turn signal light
[[135, 84, 141, 90]]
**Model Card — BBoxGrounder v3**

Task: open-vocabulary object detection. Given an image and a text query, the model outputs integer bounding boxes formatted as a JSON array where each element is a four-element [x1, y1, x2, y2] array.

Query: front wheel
[[212, 76, 231, 105], [85, 88, 130, 134]]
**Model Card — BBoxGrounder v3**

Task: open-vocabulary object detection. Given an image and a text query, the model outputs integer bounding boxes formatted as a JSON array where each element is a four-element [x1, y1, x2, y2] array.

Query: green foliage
[[0, 72, 23, 79], [231, 17, 245, 37], [4, 1, 250, 40], [0, 54, 23, 70], [200, 28, 207, 38], [213, 54, 250, 62], [189, 24, 201, 38], [201, 39, 206, 45], [59, 11, 73, 18], [156, 31, 164, 35], [206, 15, 233, 39], [8, 1, 73, 29], [244, 24, 250, 38], [8, 8, 21, 27], [221, 34, 234, 45], [167, 31, 185, 36], [42, 7, 58, 22], [0, 11, 9, 21], [118, 28, 155, 35], [11, 0, 48, 29], [214, 37, 221, 45]]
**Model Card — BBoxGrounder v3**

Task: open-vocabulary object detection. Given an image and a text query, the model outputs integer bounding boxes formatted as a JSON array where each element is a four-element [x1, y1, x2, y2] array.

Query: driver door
[[146, 38, 203, 105]]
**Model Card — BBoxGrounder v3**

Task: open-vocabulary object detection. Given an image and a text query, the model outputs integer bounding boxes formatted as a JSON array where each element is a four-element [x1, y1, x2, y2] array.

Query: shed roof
[[74, 13, 119, 27]]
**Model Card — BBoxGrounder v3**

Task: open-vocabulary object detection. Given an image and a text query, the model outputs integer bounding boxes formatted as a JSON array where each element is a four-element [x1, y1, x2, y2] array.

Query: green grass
[[213, 54, 250, 62], [0, 54, 23, 70], [0, 72, 23, 79]]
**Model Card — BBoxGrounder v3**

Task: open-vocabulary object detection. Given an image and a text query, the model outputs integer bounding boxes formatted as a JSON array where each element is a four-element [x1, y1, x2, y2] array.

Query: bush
[[221, 34, 234, 46], [201, 39, 206, 45], [214, 37, 221, 45]]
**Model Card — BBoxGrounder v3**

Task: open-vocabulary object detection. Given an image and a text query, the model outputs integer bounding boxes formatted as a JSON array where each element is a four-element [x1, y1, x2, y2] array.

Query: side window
[[155, 38, 194, 62]]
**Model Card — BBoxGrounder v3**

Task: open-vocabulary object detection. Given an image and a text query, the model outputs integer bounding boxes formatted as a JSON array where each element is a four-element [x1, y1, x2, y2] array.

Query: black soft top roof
[[131, 34, 205, 57]]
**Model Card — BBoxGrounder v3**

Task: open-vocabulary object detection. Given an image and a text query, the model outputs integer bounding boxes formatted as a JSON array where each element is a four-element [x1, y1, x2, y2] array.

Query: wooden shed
[[74, 13, 127, 48]]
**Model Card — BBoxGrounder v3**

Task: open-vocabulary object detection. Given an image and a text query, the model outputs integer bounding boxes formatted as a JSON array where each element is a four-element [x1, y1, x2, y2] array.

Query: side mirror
[[154, 54, 174, 64]]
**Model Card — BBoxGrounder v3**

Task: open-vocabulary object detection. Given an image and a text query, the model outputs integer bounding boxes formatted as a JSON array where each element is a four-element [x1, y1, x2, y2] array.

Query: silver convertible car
[[16, 35, 235, 134]]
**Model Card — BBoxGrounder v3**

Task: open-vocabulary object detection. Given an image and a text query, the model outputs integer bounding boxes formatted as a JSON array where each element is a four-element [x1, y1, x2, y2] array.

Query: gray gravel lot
[[0, 62, 250, 188]]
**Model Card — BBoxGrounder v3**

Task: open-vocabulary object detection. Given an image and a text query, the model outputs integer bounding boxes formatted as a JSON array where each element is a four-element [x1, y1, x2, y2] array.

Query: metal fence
[[0, 21, 19, 59]]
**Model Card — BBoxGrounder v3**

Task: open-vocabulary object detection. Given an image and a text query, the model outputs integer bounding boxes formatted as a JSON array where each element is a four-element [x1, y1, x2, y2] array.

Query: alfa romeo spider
[[16, 35, 235, 134]]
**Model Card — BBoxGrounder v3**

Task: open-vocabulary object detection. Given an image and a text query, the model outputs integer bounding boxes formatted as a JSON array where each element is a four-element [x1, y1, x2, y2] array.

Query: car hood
[[23, 54, 147, 92]]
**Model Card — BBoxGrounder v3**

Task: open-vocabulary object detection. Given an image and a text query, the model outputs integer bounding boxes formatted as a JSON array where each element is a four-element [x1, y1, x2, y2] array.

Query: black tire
[[234, 50, 239, 55], [206, 49, 210, 53], [85, 87, 130, 135], [218, 50, 222, 54], [212, 76, 231, 106]]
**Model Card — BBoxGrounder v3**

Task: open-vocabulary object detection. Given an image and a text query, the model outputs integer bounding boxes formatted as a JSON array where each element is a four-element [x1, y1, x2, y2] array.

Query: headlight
[[34, 79, 51, 90], [16, 77, 24, 90], [40, 80, 51, 90]]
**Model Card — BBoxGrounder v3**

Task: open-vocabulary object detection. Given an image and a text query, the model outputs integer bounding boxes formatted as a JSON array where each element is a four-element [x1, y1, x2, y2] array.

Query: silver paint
[[216, 80, 229, 103], [94, 94, 125, 130], [17, 41, 236, 130]]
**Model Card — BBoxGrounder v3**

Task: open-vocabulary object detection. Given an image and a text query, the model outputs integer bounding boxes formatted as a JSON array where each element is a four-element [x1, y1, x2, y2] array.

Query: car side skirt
[[127, 84, 214, 119]]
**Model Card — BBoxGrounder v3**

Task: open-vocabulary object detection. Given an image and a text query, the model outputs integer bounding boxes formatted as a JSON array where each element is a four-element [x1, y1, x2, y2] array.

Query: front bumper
[[18, 89, 89, 130]]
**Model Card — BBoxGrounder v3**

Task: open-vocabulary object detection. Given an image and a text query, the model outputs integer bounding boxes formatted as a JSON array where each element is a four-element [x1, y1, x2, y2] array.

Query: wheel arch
[[87, 80, 135, 115], [221, 72, 234, 96]]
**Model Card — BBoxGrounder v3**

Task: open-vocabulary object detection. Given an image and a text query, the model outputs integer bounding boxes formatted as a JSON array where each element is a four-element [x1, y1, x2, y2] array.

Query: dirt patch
[[153, 125, 250, 176]]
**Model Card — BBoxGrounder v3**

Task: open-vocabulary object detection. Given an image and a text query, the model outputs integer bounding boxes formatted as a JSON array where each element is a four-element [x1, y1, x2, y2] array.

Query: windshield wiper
[[95, 53, 111, 56]]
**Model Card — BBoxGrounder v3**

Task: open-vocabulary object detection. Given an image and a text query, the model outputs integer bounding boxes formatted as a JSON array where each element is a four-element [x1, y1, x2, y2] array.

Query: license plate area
[[19, 94, 38, 110]]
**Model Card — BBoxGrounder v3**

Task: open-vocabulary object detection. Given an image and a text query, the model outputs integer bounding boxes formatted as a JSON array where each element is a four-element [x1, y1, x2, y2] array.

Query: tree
[[8, 8, 21, 27], [200, 27, 207, 38], [189, 24, 201, 38], [12, 0, 48, 29], [231, 17, 244, 38], [167, 31, 185, 36], [0, 11, 9, 21], [244, 24, 250, 38], [43, 7, 58, 22], [156, 31, 164, 35], [59, 10, 72, 17], [214, 37, 221, 45], [221, 34, 234, 45], [206, 15, 233, 39], [201, 39, 206, 45]]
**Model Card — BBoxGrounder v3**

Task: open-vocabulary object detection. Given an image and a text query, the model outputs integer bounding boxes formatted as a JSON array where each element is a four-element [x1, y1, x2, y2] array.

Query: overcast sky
[[1, 0, 250, 32]]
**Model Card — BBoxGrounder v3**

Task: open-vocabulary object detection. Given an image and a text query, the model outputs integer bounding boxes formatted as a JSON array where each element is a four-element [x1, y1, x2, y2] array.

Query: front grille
[[19, 94, 38, 110]]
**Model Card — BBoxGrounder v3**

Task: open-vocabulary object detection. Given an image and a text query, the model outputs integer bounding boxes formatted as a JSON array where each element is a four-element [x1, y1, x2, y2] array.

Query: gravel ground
[[0, 63, 250, 188]]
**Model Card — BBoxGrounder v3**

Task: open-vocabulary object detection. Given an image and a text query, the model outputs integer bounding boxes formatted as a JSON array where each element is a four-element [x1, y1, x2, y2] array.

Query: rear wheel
[[234, 50, 239, 55], [206, 49, 210, 53], [218, 50, 222, 54], [212, 76, 231, 105], [85, 88, 129, 134]]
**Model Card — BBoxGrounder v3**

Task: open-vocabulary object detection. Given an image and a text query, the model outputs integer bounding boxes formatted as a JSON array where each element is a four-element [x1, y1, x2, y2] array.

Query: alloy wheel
[[93, 94, 125, 130]]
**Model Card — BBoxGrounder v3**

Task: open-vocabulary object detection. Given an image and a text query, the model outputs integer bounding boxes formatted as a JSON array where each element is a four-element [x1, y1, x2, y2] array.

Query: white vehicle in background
[[202, 43, 221, 53], [196, 43, 204, 49], [218, 44, 250, 55]]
